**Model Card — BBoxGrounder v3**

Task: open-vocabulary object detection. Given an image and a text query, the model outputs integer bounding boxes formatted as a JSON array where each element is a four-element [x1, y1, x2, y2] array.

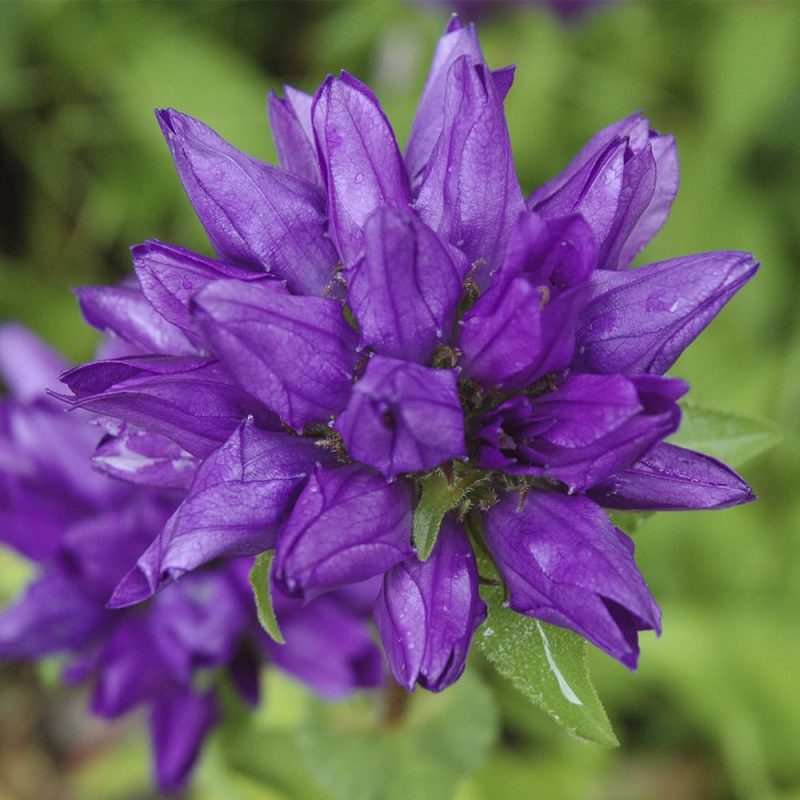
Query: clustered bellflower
[[0, 325, 382, 791], [61, 17, 756, 693]]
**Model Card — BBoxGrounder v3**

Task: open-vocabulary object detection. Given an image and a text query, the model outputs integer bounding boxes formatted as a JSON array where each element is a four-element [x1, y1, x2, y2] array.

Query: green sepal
[[249, 551, 285, 645], [413, 468, 489, 561]]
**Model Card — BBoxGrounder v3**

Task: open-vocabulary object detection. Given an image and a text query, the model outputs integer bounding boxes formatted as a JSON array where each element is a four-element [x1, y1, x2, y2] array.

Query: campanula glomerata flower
[[61, 17, 756, 692]]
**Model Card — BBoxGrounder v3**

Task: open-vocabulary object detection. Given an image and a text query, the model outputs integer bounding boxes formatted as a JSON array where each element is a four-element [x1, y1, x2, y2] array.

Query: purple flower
[[62, 17, 756, 685], [0, 327, 382, 792]]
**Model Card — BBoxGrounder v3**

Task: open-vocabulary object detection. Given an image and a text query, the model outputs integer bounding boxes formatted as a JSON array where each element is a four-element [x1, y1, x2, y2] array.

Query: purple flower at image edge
[[59, 15, 756, 699], [0, 325, 383, 792]]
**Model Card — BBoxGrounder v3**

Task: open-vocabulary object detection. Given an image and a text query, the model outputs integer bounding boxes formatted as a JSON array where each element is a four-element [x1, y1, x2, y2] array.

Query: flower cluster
[[0, 325, 382, 791], [60, 17, 755, 696]]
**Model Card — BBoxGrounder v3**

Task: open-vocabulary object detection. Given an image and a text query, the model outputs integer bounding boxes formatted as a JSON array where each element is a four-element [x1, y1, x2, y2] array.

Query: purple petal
[[59, 499, 173, 599], [495, 211, 596, 291], [193, 280, 359, 431], [374, 518, 486, 692], [75, 285, 197, 356], [157, 108, 337, 295], [457, 277, 587, 392], [0, 573, 106, 658], [110, 419, 323, 606], [149, 570, 248, 683], [132, 240, 285, 344], [268, 86, 321, 185], [92, 424, 199, 490], [574, 251, 759, 376], [336, 356, 465, 480], [406, 17, 485, 183], [416, 58, 524, 285], [0, 325, 67, 401], [273, 465, 414, 601], [64, 356, 276, 457], [346, 207, 469, 363], [150, 687, 218, 793], [529, 114, 679, 270], [484, 490, 661, 669], [588, 442, 756, 511], [268, 591, 384, 699], [90, 616, 168, 717], [474, 373, 686, 491], [312, 73, 411, 264], [617, 133, 679, 269]]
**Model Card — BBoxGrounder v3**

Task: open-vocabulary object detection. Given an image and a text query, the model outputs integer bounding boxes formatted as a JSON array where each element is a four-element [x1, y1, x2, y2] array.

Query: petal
[[588, 442, 756, 511], [267, 86, 321, 185], [91, 617, 166, 717], [406, 16, 485, 183], [92, 424, 200, 490], [312, 73, 411, 264], [157, 108, 337, 295], [335, 356, 466, 480], [150, 687, 219, 793], [110, 419, 323, 605], [416, 58, 524, 285], [484, 491, 661, 669], [132, 240, 285, 344], [274, 465, 414, 601], [149, 570, 247, 683], [574, 251, 759, 375], [269, 591, 384, 699], [495, 211, 596, 291], [529, 114, 679, 270], [494, 373, 686, 491], [346, 207, 469, 363], [75, 285, 197, 356], [0, 573, 106, 658], [617, 133, 679, 269], [0, 324, 67, 402], [64, 356, 276, 457], [458, 277, 587, 391], [193, 280, 359, 431], [374, 518, 486, 692]]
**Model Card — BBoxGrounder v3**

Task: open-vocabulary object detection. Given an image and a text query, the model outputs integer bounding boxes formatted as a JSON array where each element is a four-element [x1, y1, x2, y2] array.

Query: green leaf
[[478, 580, 618, 748], [249, 551, 285, 645], [298, 672, 499, 800], [413, 469, 487, 561], [670, 401, 780, 468]]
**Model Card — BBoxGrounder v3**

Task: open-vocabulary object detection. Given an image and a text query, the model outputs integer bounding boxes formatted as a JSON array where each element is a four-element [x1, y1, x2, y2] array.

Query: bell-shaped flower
[[192, 279, 360, 431], [473, 373, 687, 491], [457, 276, 587, 392], [346, 207, 469, 363], [416, 56, 524, 284], [273, 464, 414, 601], [589, 442, 756, 511], [484, 491, 661, 669], [529, 113, 679, 270], [374, 518, 486, 691], [575, 251, 759, 375], [313, 73, 411, 264], [157, 108, 337, 295]]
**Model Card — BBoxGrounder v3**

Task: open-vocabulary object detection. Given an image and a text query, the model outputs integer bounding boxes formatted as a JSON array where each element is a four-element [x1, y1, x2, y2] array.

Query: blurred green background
[[1, 1, 799, 798]]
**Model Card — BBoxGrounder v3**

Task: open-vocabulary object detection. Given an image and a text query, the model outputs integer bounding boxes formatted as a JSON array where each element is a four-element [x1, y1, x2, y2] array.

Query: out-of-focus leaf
[[670, 401, 780, 468], [298, 672, 498, 800]]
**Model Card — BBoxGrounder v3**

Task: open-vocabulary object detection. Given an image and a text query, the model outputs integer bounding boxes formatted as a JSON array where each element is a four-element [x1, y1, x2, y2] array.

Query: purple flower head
[[62, 18, 756, 688], [0, 327, 382, 792]]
